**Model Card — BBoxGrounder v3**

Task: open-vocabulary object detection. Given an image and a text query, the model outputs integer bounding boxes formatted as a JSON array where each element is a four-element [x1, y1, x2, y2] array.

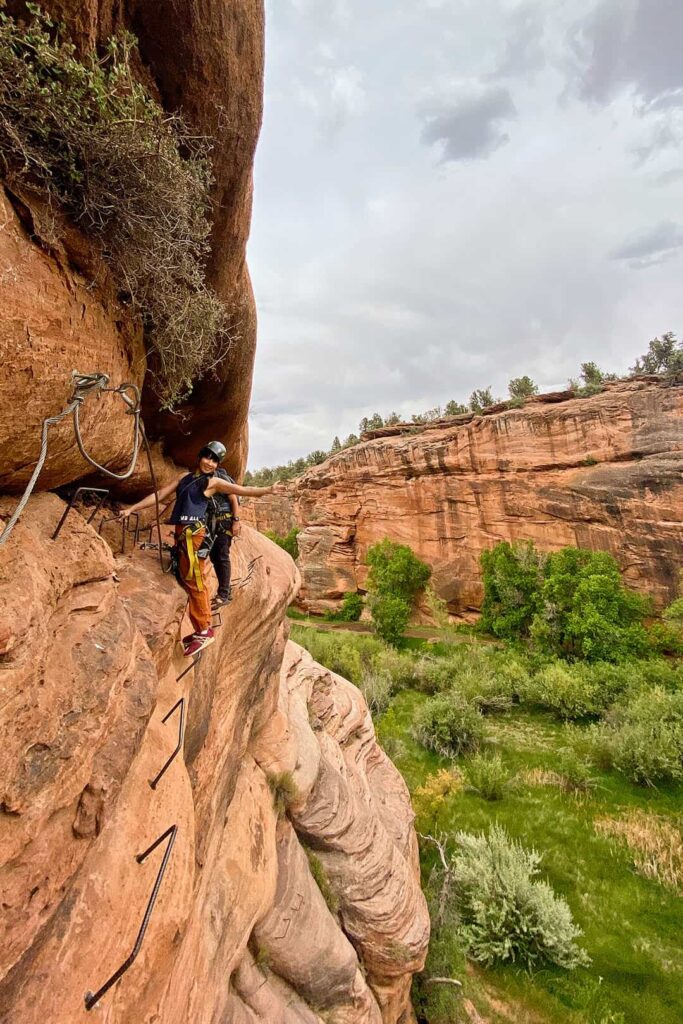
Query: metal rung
[[149, 699, 185, 790], [176, 650, 203, 684], [52, 487, 109, 540], [98, 511, 139, 555], [212, 610, 222, 628], [84, 825, 178, 1011]]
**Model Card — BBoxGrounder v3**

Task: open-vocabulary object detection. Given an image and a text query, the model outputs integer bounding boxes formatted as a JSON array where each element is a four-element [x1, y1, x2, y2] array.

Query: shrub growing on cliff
[[630, 332, 683, 378], [0, 6, 229, 407], [266, 771, 298, 814]]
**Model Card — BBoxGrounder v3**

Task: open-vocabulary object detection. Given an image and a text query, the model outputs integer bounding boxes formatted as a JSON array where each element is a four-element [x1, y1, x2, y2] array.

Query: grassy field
[[291, 624, 683, 1024]]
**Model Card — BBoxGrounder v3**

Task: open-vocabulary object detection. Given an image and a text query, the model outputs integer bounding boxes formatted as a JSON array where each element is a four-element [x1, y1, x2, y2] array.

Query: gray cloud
[[419, 84, 517, 161], [571, 0, 683, 108], [494, 2, 546, 79], [611, 221, 683, 268], [247, 1, 683, 468]]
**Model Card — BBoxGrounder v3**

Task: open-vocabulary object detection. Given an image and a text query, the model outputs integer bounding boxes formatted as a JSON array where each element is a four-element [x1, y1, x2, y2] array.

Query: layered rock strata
[[242, 380, 683, 614], [0, 494, 428, 1023]]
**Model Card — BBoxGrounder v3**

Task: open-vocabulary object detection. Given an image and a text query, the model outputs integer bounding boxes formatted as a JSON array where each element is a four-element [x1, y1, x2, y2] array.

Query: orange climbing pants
[[175, 525, 212, 633]]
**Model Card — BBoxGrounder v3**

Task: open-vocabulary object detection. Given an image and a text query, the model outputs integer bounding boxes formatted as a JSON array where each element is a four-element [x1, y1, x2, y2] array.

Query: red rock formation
[[0, 0, 264, 488], [0, 496, 427, 1023], [242, 380, 683, 615]]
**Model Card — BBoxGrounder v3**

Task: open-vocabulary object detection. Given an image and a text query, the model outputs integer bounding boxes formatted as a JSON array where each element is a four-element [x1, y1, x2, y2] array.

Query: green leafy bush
[[451, 825, 589, 970], [464, 752, 511, 800], [479, 541, 545, 640], [555, 749, 597, 795], [365, 539, 431, 646], [265, 527, 300, 560], [588, 689, 683, 787], [337, 591, 363, 621], [369, 594, 411, 645], [531, 547, 651, 662], [480, 542, 652, 662], [0, 6, 228, 408], [366, 538, 432, 600], [413, 692, 485, 758], [521, 661, 633, 720]]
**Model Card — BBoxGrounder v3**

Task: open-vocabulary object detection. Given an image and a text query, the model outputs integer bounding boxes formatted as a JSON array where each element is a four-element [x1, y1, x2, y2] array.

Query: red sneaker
[[183, 629, 215, 657]]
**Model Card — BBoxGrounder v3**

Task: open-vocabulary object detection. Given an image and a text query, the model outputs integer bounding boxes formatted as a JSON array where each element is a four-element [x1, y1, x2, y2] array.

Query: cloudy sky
[[246, 0, 683, 469]]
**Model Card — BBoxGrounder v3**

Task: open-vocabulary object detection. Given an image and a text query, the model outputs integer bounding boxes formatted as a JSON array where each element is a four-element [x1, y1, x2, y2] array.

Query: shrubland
[[291, 536, 683, 1023]]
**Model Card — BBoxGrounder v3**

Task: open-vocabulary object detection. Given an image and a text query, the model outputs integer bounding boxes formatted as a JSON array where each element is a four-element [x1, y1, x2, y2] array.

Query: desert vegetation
[[291, 538, 683, 1024], [0, 5, 230, 407]]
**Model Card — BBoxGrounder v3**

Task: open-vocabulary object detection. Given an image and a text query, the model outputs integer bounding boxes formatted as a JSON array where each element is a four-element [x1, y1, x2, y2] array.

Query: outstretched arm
[[209, 479, 273, 499], [118, 474, 183, 518]]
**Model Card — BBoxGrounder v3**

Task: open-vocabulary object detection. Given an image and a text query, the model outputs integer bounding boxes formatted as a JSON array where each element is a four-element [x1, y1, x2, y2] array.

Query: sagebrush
[[450, 825, 589, 970]]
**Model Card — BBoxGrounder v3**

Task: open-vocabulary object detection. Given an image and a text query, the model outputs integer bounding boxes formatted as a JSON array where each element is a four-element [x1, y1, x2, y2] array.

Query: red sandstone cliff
[[0, 0, 263, 488], [242, 380, 683, 615], [0, 4, 429, 1020], [0, 499, 428, 1022]]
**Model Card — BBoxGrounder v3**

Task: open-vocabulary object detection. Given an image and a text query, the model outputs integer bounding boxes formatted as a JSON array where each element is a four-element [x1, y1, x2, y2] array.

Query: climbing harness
[[181, 523, 206, 591]]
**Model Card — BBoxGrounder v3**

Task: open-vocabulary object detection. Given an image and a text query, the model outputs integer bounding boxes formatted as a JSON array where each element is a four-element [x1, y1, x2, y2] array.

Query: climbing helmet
[[198, 440, 227, 464]]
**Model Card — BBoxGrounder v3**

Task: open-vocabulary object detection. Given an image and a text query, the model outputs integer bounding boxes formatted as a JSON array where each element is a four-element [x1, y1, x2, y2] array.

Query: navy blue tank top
[[169, 473, 211, 525]]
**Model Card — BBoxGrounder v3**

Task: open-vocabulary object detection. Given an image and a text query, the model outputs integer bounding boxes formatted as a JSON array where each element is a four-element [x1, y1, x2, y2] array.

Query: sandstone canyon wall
[[242, 380, 683, 615], [0, 4, 429, 1021], [0, 0, 264, 488], [0, 499, 428, 1023]]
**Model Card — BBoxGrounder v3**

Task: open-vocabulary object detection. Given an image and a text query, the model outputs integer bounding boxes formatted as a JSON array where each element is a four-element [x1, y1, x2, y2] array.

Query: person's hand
[[232, 520, 241, 538], [116, 507, 133, 522]]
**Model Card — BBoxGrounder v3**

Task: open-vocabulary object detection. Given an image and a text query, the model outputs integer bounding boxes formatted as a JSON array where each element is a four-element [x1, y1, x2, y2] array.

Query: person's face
[[199, 454, 219, 475]]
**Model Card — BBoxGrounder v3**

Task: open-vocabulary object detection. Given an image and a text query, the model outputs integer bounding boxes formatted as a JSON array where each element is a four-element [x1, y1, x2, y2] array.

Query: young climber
[[118, 444, 272, 656], [202, 441, 239, 610]]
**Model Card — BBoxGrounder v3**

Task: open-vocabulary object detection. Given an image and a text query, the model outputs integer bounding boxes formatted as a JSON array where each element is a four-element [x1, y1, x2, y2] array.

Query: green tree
[[366, 539, 431, 646], [369, 594, 411, 645], [630, 331, 683, 377], [385, 411, 401, 425], [306, 450, 328, 466], [508, 376, 538, 402], [330, 435, 342, 453], [531, 547, 651, 662], [343, 433, 359, 447], [359, 416, 370, 434], [479, 541, 545, 640], [469, 387, 494, 413], [367, 412, 384, 430], [445, 399, 468, 415]]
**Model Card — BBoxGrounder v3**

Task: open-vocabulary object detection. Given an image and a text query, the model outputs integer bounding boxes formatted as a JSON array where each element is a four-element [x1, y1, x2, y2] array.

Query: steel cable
[[0, 371, 144, 546]]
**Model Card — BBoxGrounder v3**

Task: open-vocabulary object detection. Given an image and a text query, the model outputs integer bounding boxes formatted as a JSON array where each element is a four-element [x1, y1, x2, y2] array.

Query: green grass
[[295, 625, 683, 1024], [383, 692, 683, 1024]]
